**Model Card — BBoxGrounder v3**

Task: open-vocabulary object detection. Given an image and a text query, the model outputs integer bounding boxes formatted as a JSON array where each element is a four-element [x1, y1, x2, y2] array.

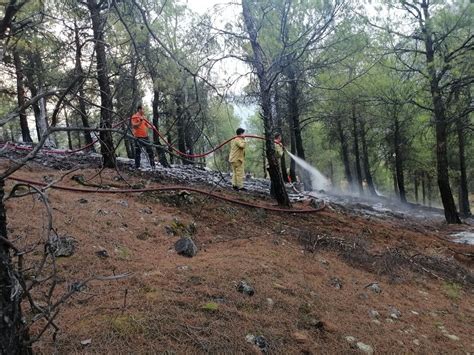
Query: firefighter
[[228, 127, 246, 190], [270, 133, 285, 197], [131, 105, 155, 170], [274, 133, 284, 160]]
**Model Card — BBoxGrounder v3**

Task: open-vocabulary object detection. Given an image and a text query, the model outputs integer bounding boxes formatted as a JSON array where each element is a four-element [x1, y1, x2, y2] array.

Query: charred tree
[[242, 0, 289, 206], [184, 112, 195, 161], [73, 21, 95, 151], [288, 112, 297, 183], [152, 89, 170, 167], [456, 115, 471, 217], [273, 83, 289, 183], [359, 116, 377, 196], [422, 171, 426, 206], [175, 90, 189, 165], [414, 173, 419, 203], [287, 66, 311, 190], [393, 114, 406, 203], [419, 1, 460, 223], [351, 103, 363, 194], [336, 116, 353, 191], [86, 0, 116, 168], [0, 179, 32, 355]]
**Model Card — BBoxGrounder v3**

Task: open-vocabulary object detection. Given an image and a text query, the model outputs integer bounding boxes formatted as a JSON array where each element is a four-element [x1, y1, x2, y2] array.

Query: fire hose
[[2, 119, 326, 213], [1, 118, 275, 157], [8, 176, 326, 213]]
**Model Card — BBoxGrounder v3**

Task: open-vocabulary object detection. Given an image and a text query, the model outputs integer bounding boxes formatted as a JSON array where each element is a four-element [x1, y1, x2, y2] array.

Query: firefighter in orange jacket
[[228, 128, 246, 190], [131, 105, 155, 169]]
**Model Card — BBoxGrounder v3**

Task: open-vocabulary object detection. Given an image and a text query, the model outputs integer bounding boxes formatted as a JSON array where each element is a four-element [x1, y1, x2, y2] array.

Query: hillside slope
[[2, 159, 473, 354]]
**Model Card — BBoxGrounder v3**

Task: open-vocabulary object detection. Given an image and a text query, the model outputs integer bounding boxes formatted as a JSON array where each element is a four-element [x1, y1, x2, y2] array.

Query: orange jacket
[[131, 113, 150, 138]]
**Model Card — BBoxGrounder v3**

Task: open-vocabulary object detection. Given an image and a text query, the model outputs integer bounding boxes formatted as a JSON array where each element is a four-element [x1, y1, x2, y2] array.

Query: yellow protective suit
[[229, 137, 246, 188], [275, 142, 284, 160]]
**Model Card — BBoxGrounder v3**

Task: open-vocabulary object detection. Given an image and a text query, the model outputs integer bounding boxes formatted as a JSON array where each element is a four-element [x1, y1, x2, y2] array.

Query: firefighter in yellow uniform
[[229, 128, 246, 190], [270, 133, 285, 197], [274, 133, 284, 160]]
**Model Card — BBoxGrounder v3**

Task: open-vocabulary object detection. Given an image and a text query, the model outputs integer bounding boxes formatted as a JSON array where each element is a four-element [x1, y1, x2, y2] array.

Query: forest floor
[[1, 153, 473, 354]]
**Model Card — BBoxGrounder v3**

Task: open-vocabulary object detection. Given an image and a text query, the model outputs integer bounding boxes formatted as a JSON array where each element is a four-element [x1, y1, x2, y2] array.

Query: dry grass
[[1, 160, 473, 354]]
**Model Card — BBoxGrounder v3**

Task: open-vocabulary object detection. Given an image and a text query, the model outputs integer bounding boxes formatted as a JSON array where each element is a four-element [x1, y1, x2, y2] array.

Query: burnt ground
[[1, 151, 473, 354]]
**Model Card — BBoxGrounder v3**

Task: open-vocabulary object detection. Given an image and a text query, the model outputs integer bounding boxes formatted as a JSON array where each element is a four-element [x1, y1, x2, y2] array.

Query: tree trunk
[[87, 0, 116, 168], [427, 173, 433, 207], [359, 116, 377, 196], [393, 171, 399, 198], [336, 116, 353, 191], [24, 74, 41, 142], [351, 103, 363, 194], [12, 49, 32, 143], [37, 87, 55, 147], [0, 179, 32, 354], [262, 142, 266, 178], [184, 113, 195, 163], [175, 90, 189, 165], [242, 0, 289, 206], [273, 83, 289, 183], [394, 115, 406, 203], [74, 115, 82, 149], [421, 0, 460, 223], [456, 116, 470, 217], [74, 21, 95, 151], [23, 51, 56, 147], [152, 89, 170, 167], [287, 66, 310, 190], [65, 109, 73, 150], [414, 173, 419, 203], [167, 133, 174, 165], [422, 171, 426, 206], [288, 113, 297, 182]]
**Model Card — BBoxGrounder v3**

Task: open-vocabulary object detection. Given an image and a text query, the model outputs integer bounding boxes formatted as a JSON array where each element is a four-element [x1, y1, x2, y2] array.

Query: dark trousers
[[134, 137, 155, 168]]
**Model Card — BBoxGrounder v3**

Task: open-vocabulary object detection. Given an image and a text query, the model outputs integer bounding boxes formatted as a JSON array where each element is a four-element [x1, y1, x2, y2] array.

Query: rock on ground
[[174, 237, 198, 257]]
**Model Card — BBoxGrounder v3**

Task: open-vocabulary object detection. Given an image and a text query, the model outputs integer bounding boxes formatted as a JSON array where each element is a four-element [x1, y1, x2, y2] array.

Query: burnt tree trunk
[[12, 49, 32, 143], [175, 91, 189, 165], [167, 133, 174, 165], [427, 174, 433, 208], [273, 84, 289, 183], [87, 0, 116, 168], [421, 0, 460, 223], [288, 114, 297, 183], [394, 115, 406, 203], [23, 65, 41, 141], [336, 116, 353, 191], [393, 171, 399, 198], [456, 115, 471, 217], [359, 116, 377, 196], [184, 113, 195, 163], [414, 173, 419, 203], [65, 109, 73, 150], [351, 104, 363, 194], [422, 171, 426, 206], [0, 179, 32, 354], [287, 66, 310, 190], [242, 0, 289, 206], [152, 89, 170, 167]]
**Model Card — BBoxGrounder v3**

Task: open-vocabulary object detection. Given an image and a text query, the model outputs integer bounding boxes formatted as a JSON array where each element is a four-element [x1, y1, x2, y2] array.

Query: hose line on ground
[[8, 176, 326, 214]]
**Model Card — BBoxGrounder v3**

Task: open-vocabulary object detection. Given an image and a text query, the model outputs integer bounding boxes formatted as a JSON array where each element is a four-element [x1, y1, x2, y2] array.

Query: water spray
[[286, 151, 330, 192]]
